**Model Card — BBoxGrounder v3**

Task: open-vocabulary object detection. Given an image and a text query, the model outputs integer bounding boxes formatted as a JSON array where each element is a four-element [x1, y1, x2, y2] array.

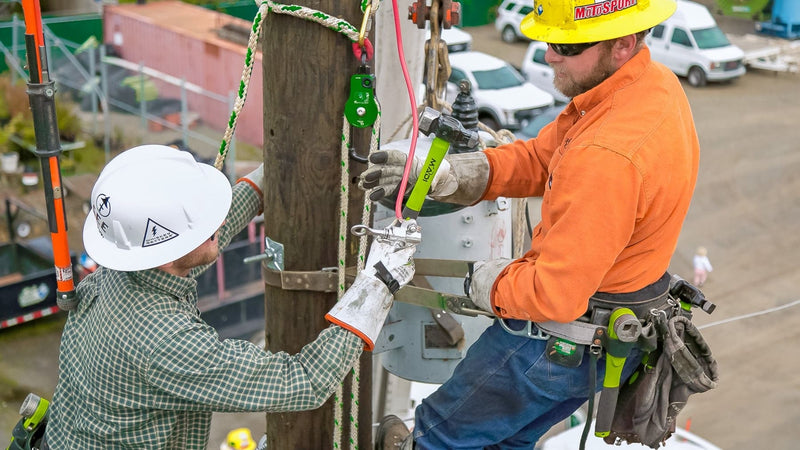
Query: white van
[[521, 41, 571, 104], [646, 0, 745, 87]]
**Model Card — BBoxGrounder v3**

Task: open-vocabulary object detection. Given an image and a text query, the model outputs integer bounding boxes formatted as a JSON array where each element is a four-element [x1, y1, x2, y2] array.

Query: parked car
[[646, 0, 746, 87], [515, 104, 566, 141], [425, 26, 472, 53], [446, 51, 554, 131], [494, 0, 533, 43], [520, 41, 571, 104]]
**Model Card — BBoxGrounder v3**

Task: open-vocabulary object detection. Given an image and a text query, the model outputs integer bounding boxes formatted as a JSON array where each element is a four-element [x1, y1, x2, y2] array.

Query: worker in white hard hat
[[366, 0, 703, 448], [44, 145, 417, 449]]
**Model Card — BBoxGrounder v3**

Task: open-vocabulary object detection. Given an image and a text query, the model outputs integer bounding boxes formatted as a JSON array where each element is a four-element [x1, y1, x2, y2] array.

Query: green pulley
[[344, 72, 379, 128]]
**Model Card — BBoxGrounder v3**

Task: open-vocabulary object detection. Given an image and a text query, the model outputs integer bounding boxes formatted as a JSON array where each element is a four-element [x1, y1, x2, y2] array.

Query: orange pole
[[21, 0, 77, 307], [47, 157, 74, 295], [21, 0, 43, 76]]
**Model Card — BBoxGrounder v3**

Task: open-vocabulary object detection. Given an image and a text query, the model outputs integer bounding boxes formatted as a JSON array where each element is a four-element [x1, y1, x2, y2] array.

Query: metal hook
[[358, 2, 372, 48], [350, 221, 422, 245], [349, 145, 368, 164]]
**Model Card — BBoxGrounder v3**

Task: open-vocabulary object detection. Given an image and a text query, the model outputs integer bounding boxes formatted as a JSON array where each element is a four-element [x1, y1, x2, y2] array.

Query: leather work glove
[[359, 148, 490, 206], [236, 163, 265, 207], [468, 258, 513, 313], [326, 221, 418, 350], [239, 163, 264, 189]]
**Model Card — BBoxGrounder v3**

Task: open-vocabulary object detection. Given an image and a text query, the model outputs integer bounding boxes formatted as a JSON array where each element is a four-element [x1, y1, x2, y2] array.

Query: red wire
[[390, 0, 419, 220]]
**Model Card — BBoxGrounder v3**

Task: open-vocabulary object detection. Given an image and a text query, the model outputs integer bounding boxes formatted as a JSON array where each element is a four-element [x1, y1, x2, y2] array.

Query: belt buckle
[[498, 318, 550, 340]]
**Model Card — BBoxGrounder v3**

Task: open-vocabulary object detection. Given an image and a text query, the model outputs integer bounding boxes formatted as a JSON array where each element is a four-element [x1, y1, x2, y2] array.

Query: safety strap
[[579, 328, 606, 450], [536, 320, 603, 346]]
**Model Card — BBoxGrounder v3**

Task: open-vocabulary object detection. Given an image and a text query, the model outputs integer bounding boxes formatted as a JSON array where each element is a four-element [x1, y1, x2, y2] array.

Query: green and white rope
[[215, 2, 383, 447], [336, 107, 381, 449], [214, 1, 268, 170], [215, 0, 382, 170]]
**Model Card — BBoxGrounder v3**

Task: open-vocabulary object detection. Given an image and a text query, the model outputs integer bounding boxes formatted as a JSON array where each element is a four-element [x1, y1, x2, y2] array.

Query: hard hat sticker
[[142, 218, 179, 247], [95, 193, 111, 217], [94, 193, 112, 238], [575, 0, 637, 20]]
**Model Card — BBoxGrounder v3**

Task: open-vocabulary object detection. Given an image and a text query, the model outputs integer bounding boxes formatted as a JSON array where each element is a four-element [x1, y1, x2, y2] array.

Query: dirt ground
[[2, 13, 800, 450]]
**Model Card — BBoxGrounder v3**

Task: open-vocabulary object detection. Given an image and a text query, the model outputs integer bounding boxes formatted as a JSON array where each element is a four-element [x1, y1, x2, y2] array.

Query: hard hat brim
[[521, 0, 677, 44], [82, 163, 232, 272]]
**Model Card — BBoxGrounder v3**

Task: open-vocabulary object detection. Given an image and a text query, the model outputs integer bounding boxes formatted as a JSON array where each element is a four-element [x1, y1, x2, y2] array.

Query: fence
[[0, 13, 241, 181]]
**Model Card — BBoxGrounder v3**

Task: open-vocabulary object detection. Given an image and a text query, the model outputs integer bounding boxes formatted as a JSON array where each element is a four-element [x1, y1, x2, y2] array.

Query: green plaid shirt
[[46, 182, 362, 449]]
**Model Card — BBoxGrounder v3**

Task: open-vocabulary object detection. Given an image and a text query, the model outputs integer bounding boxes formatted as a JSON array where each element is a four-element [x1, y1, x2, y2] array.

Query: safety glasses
[[548, 41, 600, 57]]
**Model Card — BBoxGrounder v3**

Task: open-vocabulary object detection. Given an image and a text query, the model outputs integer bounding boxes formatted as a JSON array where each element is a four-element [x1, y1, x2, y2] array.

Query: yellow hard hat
[[520, 0, 678, 44], [226, 428, 256, 450]]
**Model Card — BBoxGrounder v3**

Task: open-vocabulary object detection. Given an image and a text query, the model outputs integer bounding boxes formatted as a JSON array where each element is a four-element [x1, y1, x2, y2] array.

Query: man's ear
[[612, 34, 639, 68]]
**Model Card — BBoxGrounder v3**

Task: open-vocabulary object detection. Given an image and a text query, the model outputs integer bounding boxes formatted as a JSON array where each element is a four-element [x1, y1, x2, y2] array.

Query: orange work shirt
[[482, 47, 699, 323]]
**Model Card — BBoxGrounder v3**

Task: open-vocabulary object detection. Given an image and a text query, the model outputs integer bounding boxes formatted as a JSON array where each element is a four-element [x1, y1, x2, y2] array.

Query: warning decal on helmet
[[575, 0, 637, 20], [142, 218, 179, 247]]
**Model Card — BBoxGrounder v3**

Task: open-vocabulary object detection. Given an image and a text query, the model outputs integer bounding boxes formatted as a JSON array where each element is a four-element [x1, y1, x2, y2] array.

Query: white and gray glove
[[359, 148, 490, 206], [326, 221, 418, 350], [469, 258, 513, 313], [238, 163, 264, 194]]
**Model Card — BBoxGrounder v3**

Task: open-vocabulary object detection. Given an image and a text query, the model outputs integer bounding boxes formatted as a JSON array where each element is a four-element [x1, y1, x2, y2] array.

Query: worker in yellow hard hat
[[220, 428, 256, 450], [368, 0, 706, 448]]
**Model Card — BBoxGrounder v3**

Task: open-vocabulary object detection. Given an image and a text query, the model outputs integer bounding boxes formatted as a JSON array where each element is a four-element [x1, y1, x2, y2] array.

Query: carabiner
[[358, 1, 372, 48]]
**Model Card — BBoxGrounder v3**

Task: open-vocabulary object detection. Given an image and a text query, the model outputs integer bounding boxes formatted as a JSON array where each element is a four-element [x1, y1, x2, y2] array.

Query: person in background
[[693, 246, 713, 287]]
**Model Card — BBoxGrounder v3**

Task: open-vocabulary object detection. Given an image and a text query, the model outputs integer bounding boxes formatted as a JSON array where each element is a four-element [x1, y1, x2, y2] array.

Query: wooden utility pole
[[262, 2, 372, 448]]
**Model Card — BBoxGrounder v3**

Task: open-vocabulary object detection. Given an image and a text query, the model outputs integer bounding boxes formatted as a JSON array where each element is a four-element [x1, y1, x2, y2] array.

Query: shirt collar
[[129, 268, 198, 303], [570, 46, 652, 116]]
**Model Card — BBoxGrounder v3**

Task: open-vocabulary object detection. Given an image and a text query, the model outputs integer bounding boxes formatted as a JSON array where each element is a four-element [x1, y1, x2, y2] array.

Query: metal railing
[[1, 16, 238, 180]]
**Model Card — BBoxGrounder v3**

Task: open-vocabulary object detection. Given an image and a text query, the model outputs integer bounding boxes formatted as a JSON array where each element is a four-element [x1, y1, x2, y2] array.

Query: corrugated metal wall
[[103, 1, 264, 147]]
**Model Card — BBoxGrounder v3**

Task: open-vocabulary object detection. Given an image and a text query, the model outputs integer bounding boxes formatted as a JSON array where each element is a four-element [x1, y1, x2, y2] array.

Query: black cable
[[579, 352, 599, 450]]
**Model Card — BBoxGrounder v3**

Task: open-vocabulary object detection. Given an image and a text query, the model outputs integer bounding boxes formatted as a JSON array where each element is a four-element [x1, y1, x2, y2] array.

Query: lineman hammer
[[402, 107, 479, 219]]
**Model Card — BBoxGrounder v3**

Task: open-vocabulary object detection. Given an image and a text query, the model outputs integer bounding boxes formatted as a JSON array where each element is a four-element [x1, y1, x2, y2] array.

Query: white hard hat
[[82, 145, 232, 271]]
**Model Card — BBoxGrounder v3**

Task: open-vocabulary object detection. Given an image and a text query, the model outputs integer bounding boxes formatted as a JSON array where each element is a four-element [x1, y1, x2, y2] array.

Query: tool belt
[[498, 272, 673, 347], [495, 273, 719, 450]]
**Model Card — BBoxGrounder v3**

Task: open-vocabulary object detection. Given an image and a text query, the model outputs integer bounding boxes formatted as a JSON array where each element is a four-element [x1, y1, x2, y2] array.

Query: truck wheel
[[502, 26, 517, 44], [480, 115, 500, 131], [688, 67, 707, 87]]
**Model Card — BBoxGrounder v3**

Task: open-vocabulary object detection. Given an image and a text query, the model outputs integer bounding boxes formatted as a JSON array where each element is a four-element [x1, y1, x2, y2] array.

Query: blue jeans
[[412, 319, 644, 449]]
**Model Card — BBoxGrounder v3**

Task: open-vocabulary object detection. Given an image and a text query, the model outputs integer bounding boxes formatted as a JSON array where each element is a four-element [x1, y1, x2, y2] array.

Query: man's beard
[[172, 243, 219, 273], [553, 45, 616, 98]]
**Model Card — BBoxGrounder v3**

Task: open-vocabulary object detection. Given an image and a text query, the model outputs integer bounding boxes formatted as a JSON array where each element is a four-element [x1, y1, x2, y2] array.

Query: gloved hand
[[326, 221, 418, 350], [359, 149, 490, 206], [468, 258, 514, 313], [237, 163, 264, 195], [359, 150, 452, 201]]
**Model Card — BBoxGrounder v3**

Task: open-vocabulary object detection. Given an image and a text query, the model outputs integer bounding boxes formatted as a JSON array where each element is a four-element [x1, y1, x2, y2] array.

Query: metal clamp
[[351, 221, 422, 245], [243, 236, 284, 272]]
